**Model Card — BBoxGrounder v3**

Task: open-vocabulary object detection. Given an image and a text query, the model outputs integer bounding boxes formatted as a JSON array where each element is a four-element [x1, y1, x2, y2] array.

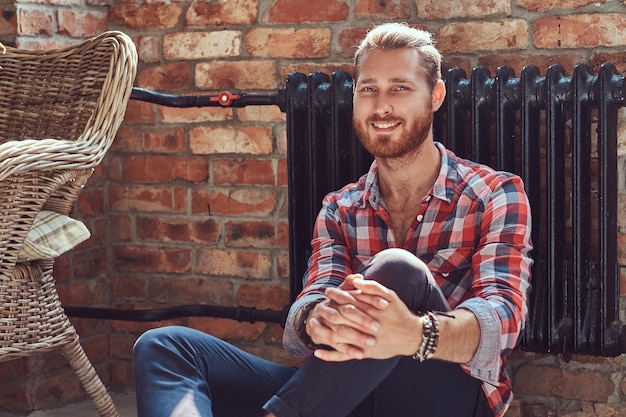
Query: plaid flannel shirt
[[283, 142, 533, 417]]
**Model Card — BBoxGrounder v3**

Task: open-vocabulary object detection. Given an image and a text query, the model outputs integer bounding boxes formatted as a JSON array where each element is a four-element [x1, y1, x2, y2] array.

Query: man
[[133, 22, 533, 417]]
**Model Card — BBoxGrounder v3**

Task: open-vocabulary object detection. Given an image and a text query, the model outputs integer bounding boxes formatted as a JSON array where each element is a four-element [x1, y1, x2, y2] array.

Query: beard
[[354, 108, 434, 159]]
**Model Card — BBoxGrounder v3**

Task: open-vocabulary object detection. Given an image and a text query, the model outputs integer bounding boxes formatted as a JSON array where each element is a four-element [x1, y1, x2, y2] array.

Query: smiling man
[[133, 23, 533, 417]]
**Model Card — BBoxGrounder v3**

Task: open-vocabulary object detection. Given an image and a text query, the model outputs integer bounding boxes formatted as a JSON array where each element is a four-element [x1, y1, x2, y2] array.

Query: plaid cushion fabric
[[17, 210, 90, 262]]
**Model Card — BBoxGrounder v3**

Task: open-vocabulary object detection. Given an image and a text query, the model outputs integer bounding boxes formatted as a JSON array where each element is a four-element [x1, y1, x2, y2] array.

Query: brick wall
[[1, 0, 626, 415]]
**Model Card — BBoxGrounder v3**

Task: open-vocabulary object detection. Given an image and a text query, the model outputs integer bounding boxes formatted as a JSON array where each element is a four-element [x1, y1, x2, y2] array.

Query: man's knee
[[362, 248, 432, 290], [134, 326, 186, 360], [361, 248, 449, 312]]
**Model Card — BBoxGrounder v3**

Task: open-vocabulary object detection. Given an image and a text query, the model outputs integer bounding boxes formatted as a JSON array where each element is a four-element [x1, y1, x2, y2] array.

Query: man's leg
[[264, 248, 466, 417], [134, 326, 297, 417]]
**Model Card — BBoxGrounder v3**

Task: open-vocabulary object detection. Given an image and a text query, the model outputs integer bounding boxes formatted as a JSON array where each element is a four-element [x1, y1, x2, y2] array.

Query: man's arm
[[305, 276, 481, 363]]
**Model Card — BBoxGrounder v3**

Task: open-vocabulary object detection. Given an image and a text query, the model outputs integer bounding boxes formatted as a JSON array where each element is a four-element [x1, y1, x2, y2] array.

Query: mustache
[[365, 116, 405, 124]]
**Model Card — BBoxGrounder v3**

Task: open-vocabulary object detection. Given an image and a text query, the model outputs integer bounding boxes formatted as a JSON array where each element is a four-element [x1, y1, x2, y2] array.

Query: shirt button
[[442, 272, 450, 277], [416, 214, 424, 222]]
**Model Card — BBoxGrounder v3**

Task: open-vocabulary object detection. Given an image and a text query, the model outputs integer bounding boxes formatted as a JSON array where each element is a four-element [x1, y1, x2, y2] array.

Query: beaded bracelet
[[412, 311, 439, 361]]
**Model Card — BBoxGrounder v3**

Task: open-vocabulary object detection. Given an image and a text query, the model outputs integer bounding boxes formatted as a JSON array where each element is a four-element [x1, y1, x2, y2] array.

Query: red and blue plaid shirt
[[283, 142, 533, 417]]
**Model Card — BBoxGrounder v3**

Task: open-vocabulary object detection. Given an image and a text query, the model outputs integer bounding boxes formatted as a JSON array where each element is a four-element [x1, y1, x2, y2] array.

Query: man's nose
[[374, 96, 392, 117]]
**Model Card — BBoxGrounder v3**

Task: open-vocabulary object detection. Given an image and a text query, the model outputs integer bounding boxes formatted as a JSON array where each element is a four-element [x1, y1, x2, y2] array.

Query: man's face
[[353, 48, 434, 159]]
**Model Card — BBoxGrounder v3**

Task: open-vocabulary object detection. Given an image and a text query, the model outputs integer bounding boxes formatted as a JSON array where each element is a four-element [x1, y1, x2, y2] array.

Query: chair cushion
[[17, 210, 91, 261]]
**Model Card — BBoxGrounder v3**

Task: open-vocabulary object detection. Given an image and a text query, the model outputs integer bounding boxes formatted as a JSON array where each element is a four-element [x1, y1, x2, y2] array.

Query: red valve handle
[[210, 91, 241, 106]]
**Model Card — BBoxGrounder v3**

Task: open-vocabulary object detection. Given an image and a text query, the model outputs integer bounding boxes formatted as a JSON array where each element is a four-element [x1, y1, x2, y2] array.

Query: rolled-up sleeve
[[461, 173, 533, 385]]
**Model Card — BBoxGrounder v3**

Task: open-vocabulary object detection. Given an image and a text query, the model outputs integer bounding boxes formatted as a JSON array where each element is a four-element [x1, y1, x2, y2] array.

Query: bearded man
[[134, 22, 533, 417]]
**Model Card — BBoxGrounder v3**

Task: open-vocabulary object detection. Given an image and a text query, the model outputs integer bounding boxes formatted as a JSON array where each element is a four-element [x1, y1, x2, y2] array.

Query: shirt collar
[[362, 142, 455, 209]]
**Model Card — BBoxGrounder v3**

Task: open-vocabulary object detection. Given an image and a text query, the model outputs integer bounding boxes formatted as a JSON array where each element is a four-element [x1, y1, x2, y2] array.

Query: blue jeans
[[134, 248, 493, 417]]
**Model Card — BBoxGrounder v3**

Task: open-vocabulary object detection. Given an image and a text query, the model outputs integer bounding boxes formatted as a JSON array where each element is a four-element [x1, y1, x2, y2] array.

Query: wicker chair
[[0, 31, 137, 416]]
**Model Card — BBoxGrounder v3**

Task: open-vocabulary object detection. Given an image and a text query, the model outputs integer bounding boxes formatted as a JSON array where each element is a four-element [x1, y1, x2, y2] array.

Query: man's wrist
[[412, 311, 440, 361], [294, 299, 325, 350]]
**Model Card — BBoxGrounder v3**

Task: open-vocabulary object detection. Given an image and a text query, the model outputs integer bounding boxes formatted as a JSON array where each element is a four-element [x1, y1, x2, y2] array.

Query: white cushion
[[17, 210, 90, 261]]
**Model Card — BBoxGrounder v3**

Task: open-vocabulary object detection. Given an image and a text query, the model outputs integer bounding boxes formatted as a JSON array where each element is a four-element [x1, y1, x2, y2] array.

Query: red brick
[[277, 221, 289, 247], [31, 370, 83, 409], [186, 0, 258, 26], [195, 60, 277, 90], [137, 36, 160, 63], [236, 284, 290, 309], [109, 4, 181, 30], [513, 365, 615, 402], [109, 215, 135, 241], [144, 127, 186, 153], [190, 125, 273, 155], [266, 0, 349, 23], [76, 186, 105, 216], [109, 185, 187, 212], [195, 248, 272, 279], [111, 127, 144, 153], [80, 333, 111, 363], [247, 28, 331, 58], [276, 250, 290, 279], [191, 188, 278, 217], [163, 31, 242, 60], [417, 0, 510, 19], [110, 360, 134, 387], [0, 6, 17, 37], [123, 155, 208, 183], [337, 27, 370, 59], [190, 125, 236, 154], [138, 216, 220, 244], [355, 0, 410, 18], [237, 105, 286, 123], [189, 317, 266, 341], [123, 100, 158, 124], [590, 52, 626, 74], [112, 273, 147, 300], [592, 404, 626, 417], [517, 0, 606, 12], [160, 105, 233, 124], [18, 8, 54, 37], [57, 279, 93, 305], [534, 14, 626, 49], [58, 9, 107, 37], [275, 127, 287, 155], [437, 19, 528, 52], [148, 276, 234, 305], [109, 333, 135, 360], [225, 220, 277, 248], [113, 245, 192, 273], [213, 158, 275, 186], [136, 62, 192, 91], [69, 250, 107, 288], [237, 126, 275, 154]]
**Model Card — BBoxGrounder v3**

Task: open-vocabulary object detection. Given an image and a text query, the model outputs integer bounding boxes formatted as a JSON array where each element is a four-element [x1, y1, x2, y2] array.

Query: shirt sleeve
[[460, 173, 533, 385], [282, 196, 354, 356]]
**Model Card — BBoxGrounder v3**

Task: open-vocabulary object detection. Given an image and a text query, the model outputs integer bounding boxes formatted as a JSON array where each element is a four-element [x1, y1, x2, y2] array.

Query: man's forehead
[[356, 48, 425, 82]]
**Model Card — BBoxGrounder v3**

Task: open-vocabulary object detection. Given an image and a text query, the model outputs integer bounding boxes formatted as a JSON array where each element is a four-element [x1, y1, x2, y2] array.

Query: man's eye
[[393, 85, 408, 91], [360, 86, 376, 93]]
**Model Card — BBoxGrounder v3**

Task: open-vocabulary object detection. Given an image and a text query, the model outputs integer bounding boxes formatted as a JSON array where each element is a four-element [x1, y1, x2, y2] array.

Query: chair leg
[[61, 336, 120, 417]]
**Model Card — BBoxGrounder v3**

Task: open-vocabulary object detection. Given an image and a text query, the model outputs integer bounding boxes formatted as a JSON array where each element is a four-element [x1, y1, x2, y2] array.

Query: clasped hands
[[306, 274, 421, 362]]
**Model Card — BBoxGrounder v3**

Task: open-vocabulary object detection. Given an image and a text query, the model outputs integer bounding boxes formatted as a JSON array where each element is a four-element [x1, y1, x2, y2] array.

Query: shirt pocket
[[421, 247, 474, 282]]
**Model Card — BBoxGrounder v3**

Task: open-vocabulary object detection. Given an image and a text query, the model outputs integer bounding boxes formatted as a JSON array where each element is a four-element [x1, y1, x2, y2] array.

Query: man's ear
[[431, 79, 446, 112]]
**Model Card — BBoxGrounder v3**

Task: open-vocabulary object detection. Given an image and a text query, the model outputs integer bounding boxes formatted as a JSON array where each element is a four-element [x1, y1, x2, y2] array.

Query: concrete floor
[[0, 391, 136, 417]]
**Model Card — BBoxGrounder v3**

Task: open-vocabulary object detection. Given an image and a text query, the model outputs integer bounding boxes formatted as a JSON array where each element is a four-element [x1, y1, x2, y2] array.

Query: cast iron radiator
[[65, 64, 625, 357]]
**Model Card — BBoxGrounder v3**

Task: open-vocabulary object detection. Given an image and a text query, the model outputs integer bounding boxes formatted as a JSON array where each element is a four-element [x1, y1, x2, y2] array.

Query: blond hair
[[354, 23, 442, 90]]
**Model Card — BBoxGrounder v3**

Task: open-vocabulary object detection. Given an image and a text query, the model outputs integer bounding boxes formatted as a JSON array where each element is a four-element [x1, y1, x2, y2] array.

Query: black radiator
[[65, 64, 625, 357]]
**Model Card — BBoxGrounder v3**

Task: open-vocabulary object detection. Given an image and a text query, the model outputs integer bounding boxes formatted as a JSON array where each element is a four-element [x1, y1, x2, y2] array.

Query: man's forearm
[[428, 308, 480, 364]]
